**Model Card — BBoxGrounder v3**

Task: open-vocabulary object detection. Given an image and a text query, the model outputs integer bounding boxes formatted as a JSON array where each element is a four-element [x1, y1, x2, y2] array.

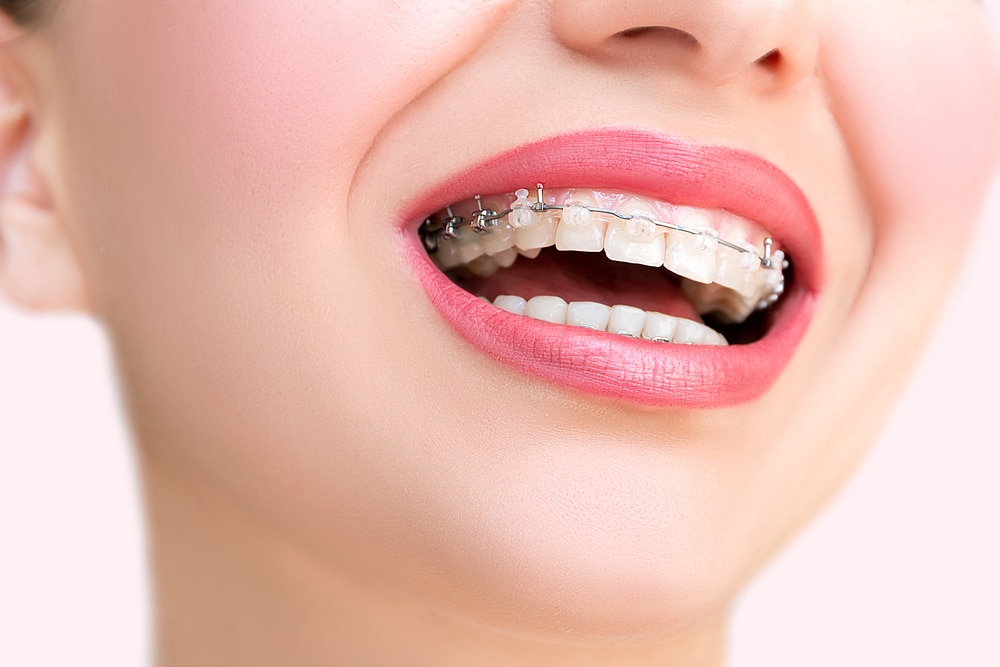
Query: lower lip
[[408, 243, 814, 409]]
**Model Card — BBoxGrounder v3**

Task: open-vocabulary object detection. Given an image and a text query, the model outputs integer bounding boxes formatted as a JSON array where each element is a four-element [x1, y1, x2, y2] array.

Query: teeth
[[481, 220, 516, 256], [641, 311, 677, 342], [494, 294, 527, 315], [430, 187, 787, 326], [672, 318, 708, 345], [524, 295, 568, 324], [607, 305, 647, 338], [604, 197, 667, 267], [555, 191, 607, 253], [663, 208, 718, 284], [465, 255, 499, 278], [512, 189, 558, 251], [493, 246, 518, 268], [493, 294, 728, 346], [566, 301, 612, 330], [713, 224, 759, 297]]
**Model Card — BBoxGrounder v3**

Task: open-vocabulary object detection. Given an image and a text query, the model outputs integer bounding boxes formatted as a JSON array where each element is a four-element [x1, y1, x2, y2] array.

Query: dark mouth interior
[[434, 244, 788, 346]]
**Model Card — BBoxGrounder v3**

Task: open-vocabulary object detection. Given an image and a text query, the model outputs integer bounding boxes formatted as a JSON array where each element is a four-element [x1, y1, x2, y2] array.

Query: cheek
[[62, 0, 515, 210], [821, 1, 1000, 246]]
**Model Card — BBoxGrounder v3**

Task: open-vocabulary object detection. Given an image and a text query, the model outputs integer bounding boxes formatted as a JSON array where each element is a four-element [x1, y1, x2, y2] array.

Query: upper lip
[[397, 127, 823, 408]]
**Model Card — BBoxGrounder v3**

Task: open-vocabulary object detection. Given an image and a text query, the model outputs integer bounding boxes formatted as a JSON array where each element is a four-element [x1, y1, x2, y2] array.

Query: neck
[[143, 457, 729, 667]]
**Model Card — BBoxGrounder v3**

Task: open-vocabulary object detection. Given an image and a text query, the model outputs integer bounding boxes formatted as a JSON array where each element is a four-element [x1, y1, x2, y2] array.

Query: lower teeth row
[[487, 295, 729, 347]]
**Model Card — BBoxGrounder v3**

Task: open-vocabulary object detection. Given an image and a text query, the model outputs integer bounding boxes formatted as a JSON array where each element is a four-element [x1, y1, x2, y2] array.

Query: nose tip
[[551, 0, 819, 88]]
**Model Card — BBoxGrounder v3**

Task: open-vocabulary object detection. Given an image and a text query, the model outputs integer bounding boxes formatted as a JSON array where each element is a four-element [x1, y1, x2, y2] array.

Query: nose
[[550, 0, 819, 88]]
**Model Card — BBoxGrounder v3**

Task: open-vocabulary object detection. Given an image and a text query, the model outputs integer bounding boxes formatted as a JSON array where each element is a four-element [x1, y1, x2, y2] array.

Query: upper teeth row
[[420, 184, 789, 321]]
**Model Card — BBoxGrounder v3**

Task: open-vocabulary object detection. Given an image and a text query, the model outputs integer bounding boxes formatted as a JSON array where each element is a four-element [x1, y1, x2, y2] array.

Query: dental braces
[[420, 183, 789, 311]]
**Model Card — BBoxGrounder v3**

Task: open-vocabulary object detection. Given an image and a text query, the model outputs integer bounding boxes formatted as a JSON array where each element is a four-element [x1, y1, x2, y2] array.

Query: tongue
[[457, 249, 703, 322]]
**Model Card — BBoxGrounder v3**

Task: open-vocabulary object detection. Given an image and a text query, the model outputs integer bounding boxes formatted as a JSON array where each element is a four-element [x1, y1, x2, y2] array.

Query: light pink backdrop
[[2, 8, 999, 664]]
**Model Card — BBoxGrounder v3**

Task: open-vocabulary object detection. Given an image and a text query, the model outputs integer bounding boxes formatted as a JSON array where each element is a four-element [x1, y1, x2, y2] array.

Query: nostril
[[615, 25, 700, 48], [756, 49, 783, 71]]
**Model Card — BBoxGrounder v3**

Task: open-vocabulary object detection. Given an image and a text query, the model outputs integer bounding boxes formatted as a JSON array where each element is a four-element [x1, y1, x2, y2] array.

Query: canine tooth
[[604, 198, 666, 267], [555, 192, 607, 252], [493, 295, 526, 315], [567, 301, 612, 330], [525, 296, 568, 324], [493, 246, 518, 268], [508, 189, 536, 229], [663, 208, 718, 284], [481, 221, 516, 256], [607, 305, 646, 337], [641, 312, 678, 343], [714, 228, 759, 297], [515, 211, 558, 251]]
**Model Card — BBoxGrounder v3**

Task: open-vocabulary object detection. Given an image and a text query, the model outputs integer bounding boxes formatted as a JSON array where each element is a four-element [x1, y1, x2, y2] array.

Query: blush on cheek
[[69, 0, 517, 203], [820, 3, 1000, 235]]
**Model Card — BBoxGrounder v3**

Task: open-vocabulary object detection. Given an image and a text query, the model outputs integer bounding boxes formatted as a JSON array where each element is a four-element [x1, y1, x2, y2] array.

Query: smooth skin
[[1, 2, 998, 666]]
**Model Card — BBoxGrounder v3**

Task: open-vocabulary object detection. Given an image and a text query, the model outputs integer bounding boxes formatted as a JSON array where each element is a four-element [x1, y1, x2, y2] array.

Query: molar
[[465, 255, 500, 278], [604, 197, 667, 267], [492, 247, 518, 268]]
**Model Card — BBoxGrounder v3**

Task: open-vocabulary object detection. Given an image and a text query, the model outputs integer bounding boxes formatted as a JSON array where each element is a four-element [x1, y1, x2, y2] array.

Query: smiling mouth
[[419, 184, 789, 346], [401, 129, 820, 408]]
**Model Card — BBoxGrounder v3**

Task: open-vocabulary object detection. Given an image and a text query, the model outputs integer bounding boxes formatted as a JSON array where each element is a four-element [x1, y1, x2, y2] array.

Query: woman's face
[[31, 0, 1000, 640]]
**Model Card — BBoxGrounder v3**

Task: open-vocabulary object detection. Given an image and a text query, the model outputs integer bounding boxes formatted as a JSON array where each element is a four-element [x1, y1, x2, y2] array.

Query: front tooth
[[663, 208, 718, 284], [524, 296, 568, 324], [555, 192, 607, 252], [604, 198, 666, 267], [641, 312, 678, 343], [566, 301, 612, 330], [606, 305, 646, 337], [493, 295, 526, 315]]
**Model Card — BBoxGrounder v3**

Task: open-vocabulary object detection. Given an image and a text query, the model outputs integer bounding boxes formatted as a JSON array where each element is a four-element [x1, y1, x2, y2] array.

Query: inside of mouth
[[420, 187, 790, 347]]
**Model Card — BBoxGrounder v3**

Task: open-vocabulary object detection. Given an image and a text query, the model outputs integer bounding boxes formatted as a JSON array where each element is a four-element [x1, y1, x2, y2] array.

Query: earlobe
[[0, 40, 91, 314]]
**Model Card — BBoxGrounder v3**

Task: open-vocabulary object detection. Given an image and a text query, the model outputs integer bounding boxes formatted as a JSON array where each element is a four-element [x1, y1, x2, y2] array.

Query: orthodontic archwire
[[420, 184, 790, 310]]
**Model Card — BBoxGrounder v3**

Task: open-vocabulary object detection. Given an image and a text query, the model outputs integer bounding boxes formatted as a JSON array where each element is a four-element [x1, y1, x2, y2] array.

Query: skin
[[1, 1, 999, 665]]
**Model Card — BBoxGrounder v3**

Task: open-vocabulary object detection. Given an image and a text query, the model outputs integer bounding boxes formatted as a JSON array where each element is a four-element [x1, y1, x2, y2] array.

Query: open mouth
[[419, 185, 789, 347], [400, 129, 821, 408]]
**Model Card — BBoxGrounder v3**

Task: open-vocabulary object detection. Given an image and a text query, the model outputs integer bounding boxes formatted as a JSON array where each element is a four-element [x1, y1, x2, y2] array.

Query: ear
[[0, 17, 90, 313]]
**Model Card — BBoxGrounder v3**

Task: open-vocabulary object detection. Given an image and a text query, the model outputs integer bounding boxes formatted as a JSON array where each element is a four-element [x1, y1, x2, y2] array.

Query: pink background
[[2, 9, 999, 664]]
